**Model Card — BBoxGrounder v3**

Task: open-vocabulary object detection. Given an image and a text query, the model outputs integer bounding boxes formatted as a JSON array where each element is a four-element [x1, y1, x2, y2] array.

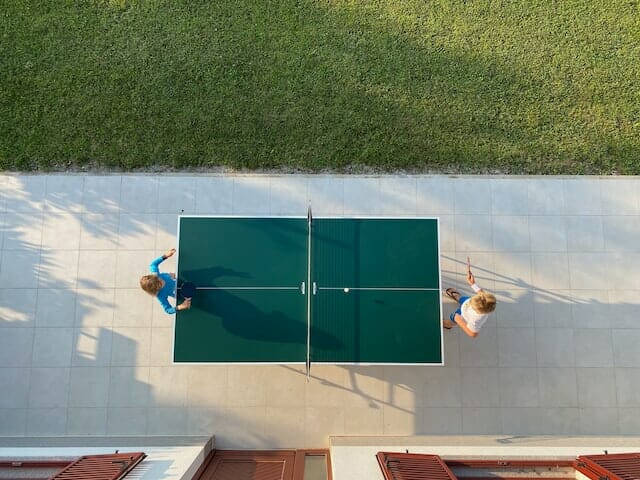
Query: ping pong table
[[173, 211, 443, 368]]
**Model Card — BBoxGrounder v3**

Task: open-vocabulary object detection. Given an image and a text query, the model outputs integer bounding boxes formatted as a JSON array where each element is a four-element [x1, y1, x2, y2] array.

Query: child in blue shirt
[[140, 248, 191, 314]]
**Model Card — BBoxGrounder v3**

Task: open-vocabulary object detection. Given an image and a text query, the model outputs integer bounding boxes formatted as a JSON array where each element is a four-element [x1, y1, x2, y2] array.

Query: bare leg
[[443, 318, 456, 329]]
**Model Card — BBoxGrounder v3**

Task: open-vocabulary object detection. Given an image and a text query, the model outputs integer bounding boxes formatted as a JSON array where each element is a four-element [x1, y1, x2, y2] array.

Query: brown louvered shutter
[[377, 452, 458, 480], [574, 453, 640, 480], [49, 452, 146, 480], [196, 451, 295, 480]]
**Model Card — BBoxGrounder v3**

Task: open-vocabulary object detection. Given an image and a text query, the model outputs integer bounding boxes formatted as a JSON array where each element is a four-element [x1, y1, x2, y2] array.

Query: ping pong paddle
[[181, 281, 196, 299], [466, 256, 472, 275]]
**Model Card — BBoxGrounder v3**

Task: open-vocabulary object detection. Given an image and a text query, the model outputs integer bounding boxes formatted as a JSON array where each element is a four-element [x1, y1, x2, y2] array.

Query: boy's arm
[[149, 248, 177, 274], [453, 314, 479, 338]]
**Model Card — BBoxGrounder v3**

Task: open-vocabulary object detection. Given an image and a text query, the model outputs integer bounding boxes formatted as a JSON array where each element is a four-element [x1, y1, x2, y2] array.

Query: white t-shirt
[[461, 299, 489, 333]]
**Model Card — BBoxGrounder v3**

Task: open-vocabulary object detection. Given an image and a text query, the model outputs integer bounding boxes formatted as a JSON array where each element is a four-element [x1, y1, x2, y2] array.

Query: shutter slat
[[377, 452, 457, 480], [575, 453, 640, 480]]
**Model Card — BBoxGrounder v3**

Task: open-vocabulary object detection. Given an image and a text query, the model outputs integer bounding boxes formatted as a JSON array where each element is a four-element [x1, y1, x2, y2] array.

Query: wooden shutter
[[195, 450, 295, 480], [49, 452, 146, 480], [574, 453, 640, 480], [377, 452, 457, 480]]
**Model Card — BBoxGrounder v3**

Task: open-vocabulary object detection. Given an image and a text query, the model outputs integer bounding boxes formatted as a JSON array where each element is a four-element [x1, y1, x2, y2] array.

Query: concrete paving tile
[[574, 329, 614, 367], [44, 176, 84, 213], [118, 213, 157, 250], [608, 291, 640, 328], [110, 327, 151, 367], [187, 366, 228, 407], [80, 213, 120, 250], [0, 289, 37, 327], [115, 250, 158, 288], [121, 176, 159, 214], [38, 250, 78, 289], [156, 214, 179, 250], [531, 253, 570, 290], [576, 368, 617, 407], [495, 291, 534, 328], [491, 179, 529, 215], [148, 366, 188, 407], [416, 177, 454, 215], [31, 327, 73, 367], [566, 216, 605, 252], [113, 289, 153, 328], [442, 328, 461, 367], [603, 215, 640, 252], [75, 289, 115, 327], [71, 327, 113, 367], [454, 214, 492, 252], [42, 213, 82, 250], [536, 328, 575, 367], [306, 365, 347, 407], [498, 328, 536, 366], [149, 327, 174, 366], [377, 177, 417, 215], [108, 366, 150, 407], [195, 177, 233, 214], [68, 367, 110, 407], [82, 176, 121, 213], [0, 368, 30, 408], [308, 177, 344, 215], [529, 216, 567, 252], [421, 367, 461, 407], [608, 252, 640, 289], [343, 406, 384, 435], [28, 367, 70, 408], [107, 407, 148, 435], [420, 407, 462, 434], [147, 407, 188, 435], [579, 408, 619, 435], [493, 253, 531, 290], [457, 253, 495, 292], [67, 407, 107, 435], [533, 290, 573, 328], [270, 176, 309, 215], [187, 406, 225, 436], [619, 408, 640, 434], [461, 368, 499, 407], [568, 253, 610, 290], [454, 179, 491, 214], [342, 367, 386, 408], [571, 290, 610, 328], [600, 178, 640, 215], [438, 215, 456, 251], [0, 409, 27, 435], [2, 212, 43, 250], [616, 368, 640, 406], [527, 179, 564, 215], [492, 216, 529, 252], [499, 368, 539, 407], [220, 406, 269, 448], [462, 407, 502, 434], [264, 407, 307, 447], [0, 250, 40, 288], [77, 251, 117, 289], [0, 328, 33, 366], [501, 407, 580, 434], [563, 179, 601, 215], [233, 177, 271, 215], [343, 177, 380, 215], [612, 330, 640, 366], [382, 405, 420, 435], [538, 368, 577, 407], [157, 177, 196, 214], [26, 408, 67, 435], [227, 365, 270, 407], [4, 176, 46, 212], [382, 366, 422, 409], [460, 327, 498, 367], [35, 289, 76, 327]]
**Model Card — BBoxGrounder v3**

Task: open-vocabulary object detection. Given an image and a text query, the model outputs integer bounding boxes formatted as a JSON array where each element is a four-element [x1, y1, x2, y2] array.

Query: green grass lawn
[[1, 0, 639, 173]]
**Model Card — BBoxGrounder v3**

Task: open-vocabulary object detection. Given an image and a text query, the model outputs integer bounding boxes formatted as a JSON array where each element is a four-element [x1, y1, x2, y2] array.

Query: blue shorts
[[449, 296, 470, 322]]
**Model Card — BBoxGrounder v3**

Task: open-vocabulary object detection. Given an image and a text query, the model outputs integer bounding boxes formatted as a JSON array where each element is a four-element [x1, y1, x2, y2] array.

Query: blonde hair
[[140, 274, 163, 295], [469, 290, 496, 314]]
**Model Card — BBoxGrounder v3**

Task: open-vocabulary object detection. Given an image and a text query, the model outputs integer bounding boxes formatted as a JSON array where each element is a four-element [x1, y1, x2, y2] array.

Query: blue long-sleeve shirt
[[150, 256, 177, 314]]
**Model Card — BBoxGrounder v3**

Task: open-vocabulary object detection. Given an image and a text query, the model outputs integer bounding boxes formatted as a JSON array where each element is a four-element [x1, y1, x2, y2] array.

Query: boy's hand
[[165, 248, 176, 258], [467, 270, 475, 285], [178, 298, 191, 310]]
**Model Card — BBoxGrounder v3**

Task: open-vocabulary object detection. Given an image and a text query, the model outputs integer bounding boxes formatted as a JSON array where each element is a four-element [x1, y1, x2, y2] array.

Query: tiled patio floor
[[0, 174, 639, 447]]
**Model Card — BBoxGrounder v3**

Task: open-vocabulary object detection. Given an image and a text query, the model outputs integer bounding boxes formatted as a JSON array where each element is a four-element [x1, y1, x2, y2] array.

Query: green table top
[[174, 216, 442, 364]]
